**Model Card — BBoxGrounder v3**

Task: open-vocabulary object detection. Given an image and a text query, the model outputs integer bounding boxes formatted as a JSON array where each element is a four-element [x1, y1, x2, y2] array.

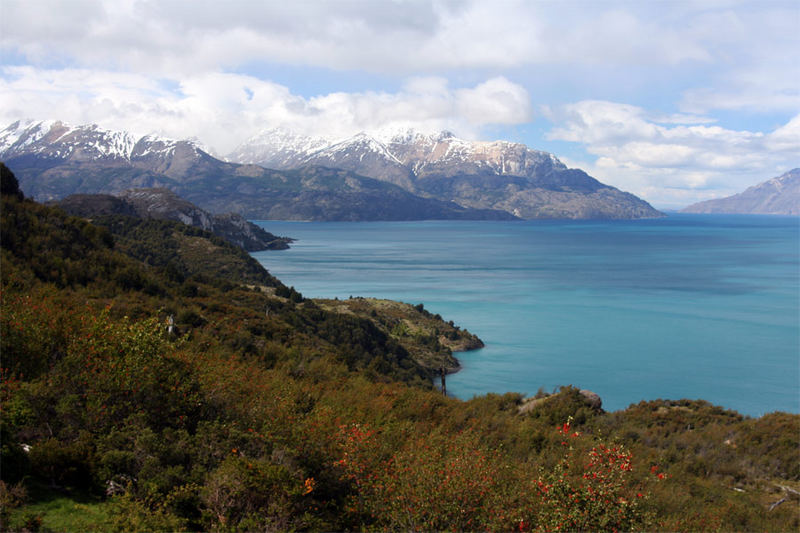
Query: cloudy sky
[[1, 0, 798, 208]]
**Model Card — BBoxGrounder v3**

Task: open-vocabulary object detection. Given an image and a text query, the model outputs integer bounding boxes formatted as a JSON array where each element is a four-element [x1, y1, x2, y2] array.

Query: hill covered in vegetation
[[55, 188, 292, 252], [1, 162, 798, 531]]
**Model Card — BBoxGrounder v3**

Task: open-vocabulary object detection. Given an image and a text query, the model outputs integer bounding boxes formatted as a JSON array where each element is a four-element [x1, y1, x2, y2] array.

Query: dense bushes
[[2, 286, 798, 530]]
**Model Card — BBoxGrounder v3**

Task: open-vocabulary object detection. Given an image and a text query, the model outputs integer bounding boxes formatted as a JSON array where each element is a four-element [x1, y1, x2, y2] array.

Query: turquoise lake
[[252, 215, 800, 417]]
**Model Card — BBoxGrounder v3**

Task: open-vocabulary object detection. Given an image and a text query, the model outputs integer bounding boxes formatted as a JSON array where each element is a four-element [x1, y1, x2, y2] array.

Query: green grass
[[8, 485, 114, 532]]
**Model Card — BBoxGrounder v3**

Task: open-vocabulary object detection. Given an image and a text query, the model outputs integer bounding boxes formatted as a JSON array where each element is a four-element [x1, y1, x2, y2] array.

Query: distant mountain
[[230, 127, 663, 220], [682, 169, 800, 215], [227, 127, 330, 170], [56, 188, 293, 251], [0, 120, 515, 221]]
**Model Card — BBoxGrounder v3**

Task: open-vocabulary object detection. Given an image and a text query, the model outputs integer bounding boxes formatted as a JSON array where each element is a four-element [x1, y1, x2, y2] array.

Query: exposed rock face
[[230, 127, 663, 220], [56, 188, 292, 251], [120, 188, 215, 229], [383, 130, 565, 182], [210, 212, 292, 251], [682, 169, 800, 215]]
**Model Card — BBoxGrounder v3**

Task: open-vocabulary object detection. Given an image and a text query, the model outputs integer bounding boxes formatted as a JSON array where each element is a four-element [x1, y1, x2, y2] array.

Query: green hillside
[[1, 163, 798, 531]]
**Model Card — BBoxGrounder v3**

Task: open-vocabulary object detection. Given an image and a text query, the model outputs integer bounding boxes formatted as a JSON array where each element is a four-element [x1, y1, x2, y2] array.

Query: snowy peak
[[227, 127, 330, 168], [300, 132, 414, 189], [0, 120, 137, 162], [224, 126, 661, 219], [227, 126, 567, 183], [315, 132, 403, 165], [130, 135, 205, 166], [0, 120, 212, 178], [370, 125, 453, 146]]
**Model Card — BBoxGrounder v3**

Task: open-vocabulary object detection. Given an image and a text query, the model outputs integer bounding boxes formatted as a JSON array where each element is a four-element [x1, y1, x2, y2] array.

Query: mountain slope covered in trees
[[55, 188, 292, 251]]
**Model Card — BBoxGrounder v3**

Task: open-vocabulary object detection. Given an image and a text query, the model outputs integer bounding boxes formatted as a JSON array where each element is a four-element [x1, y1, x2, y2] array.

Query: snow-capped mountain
[[0, 120, 243, 203], [1, 119, 663, 220], [298, 133, 416, 190], [227, 127, 330, 169], [0, 120, 211, 180], [380, 129, 566, 180], [0, 119, 517, 221], [1, 120, 137, 163], [129, 134, 220, 180], [228, 127, 566, 186], [227, 127, 662, 219]]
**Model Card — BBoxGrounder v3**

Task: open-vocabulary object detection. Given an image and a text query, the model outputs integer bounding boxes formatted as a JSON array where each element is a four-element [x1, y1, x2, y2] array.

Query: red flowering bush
[[528, 420, 660, 532]]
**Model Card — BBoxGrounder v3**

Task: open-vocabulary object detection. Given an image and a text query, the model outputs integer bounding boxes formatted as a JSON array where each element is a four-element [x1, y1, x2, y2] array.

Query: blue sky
[[1, 0, 798, 208]]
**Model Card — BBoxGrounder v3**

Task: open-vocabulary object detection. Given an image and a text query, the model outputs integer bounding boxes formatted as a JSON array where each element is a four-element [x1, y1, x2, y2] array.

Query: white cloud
[[2, 0, 787, 76], [455, 77, 531, 125], [1, 0, 796, 208], [678, 4, 800, 114], [548, 100, 799, 208], [0, 67, 531, 154], [765, 114, 800, 152]]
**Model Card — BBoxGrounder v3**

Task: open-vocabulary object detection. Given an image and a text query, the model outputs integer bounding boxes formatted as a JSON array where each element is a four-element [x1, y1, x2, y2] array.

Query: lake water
[[252, 215, 799, 417]]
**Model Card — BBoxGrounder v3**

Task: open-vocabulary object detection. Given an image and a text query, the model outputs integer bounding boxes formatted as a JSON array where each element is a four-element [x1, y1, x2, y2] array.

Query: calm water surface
[[252, 215, 799, 416]]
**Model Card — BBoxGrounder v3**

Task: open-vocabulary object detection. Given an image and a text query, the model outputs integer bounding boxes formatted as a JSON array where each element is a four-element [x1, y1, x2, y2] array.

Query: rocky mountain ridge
[[682, 168, 800, 216]]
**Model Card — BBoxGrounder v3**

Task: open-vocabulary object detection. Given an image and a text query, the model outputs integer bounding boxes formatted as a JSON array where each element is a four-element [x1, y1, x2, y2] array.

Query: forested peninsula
[[1, 162, 798, 531]]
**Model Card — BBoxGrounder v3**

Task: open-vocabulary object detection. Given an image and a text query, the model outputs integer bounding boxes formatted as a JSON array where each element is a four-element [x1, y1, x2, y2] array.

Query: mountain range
[[682, 168, 799, 216], [1, 119, 661, 220], [229, 127, 662, 219]]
